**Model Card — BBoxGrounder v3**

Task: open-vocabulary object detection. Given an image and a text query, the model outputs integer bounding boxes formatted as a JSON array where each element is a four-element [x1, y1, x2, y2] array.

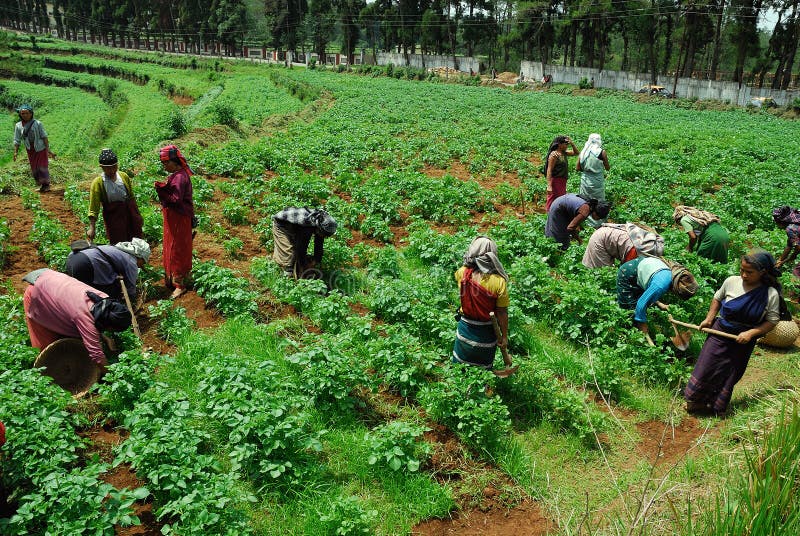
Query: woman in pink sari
[[13, 104, 55, 192]]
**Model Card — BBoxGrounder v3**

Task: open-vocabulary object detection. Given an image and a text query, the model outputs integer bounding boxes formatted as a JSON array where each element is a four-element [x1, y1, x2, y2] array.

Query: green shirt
[[88, 171, 134, 219]]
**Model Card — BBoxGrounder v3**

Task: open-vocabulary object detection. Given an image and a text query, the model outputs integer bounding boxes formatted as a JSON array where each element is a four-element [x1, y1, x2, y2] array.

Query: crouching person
[[65, 238, 150, 302], [23, 269, 132, 368], [272, 207, 337, 278]]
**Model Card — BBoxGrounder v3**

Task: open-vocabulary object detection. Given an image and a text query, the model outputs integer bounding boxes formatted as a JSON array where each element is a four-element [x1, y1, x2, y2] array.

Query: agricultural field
[[1, 33, 800, 535]]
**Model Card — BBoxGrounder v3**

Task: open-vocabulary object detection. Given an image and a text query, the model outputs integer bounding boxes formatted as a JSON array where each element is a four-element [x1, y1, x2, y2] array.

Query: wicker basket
[[33, 338, 101, 398], [759, 320, 800, 349]]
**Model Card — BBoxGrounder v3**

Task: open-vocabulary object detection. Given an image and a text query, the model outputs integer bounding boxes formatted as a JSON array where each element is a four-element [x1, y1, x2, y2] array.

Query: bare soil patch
[[634, 416, 709, 468], [413, 499, 553, 536]]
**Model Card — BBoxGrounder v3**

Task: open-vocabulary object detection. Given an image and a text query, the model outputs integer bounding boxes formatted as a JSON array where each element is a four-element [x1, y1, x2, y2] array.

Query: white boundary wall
[[376, 52, 479, 74], [521, 61, 799, 106]]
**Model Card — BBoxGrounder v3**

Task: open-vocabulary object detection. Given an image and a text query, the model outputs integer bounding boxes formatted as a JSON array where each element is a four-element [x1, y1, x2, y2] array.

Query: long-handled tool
[[118, 275, 141, 339], [489, 312, 519, 378], [668, 314, 738, 351]]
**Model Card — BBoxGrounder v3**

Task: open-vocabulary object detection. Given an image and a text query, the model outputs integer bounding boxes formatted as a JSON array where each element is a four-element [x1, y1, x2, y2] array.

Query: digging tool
[[489, 312, 518, 378], [667, 315, 738, 351], [118, 275, 141, 339]]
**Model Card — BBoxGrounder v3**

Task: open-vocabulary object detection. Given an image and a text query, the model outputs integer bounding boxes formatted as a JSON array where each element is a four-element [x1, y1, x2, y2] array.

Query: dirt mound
[[495, 72, 519, 84]]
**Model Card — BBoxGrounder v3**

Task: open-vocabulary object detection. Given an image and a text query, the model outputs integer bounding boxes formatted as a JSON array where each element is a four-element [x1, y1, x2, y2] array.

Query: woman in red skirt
[[155, 145, 195, 299]]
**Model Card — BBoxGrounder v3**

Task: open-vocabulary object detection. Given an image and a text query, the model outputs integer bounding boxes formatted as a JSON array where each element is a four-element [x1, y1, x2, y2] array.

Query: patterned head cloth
[[16, 103, 33, 113], [86, 292, 132, 332], [99, 148, 118, 166], [159, 145, 193, 176], [772, 206, 800, 226], [744, 248, 781, 277], [310, 209, 337, 237], [463, 236, 509, 281], [670, 266, 699, 300], [114, 237, 151, 263]]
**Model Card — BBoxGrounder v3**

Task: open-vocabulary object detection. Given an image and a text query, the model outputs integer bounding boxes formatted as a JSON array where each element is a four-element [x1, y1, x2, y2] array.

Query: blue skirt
[[452, 317, 497, 369]]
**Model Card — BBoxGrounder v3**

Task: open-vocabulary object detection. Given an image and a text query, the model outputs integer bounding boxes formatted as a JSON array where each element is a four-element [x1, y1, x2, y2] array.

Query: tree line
[[1, 0, 798, 88]]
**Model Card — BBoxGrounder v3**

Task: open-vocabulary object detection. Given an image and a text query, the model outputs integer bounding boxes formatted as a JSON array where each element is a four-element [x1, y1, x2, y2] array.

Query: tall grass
[[706, 400, 800, 535]]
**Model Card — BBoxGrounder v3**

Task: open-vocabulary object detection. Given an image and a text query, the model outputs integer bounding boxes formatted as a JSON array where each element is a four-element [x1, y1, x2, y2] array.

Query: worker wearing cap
[[65, 238, 150, 301], [23, 269, 131, 367], [272, 207, 337, 278], [87, 148, 144, 245]]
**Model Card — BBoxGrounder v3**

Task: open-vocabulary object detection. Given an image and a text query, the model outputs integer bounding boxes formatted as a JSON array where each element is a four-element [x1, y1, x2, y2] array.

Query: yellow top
[[454, 266, 510, 308]]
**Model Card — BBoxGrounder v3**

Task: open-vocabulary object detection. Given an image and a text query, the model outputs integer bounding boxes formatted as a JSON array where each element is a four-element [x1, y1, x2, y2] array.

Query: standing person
[[773, 205, 800, 278], [272, 207, 337, 278], [684, 250, 784, 416], [87, 149, 144, 244], [12, 104, 55, 192], [155, 145, 195, 299], [545, 194, 611, 250], [65, 238, 150, 302], [672, 205, 730, 264], [452, 237, 510, 369], [22, 269, 131, 368], [616, 256, 698, 341], [576, 134, 610, 227], [544, 136, 579, 211]]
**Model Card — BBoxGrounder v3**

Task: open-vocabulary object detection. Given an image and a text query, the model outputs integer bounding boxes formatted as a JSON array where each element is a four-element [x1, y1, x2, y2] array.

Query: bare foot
[[170, 287, 187, 299]]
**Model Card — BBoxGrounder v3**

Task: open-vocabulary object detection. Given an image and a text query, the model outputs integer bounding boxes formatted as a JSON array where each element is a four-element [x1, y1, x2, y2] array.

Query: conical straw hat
[[33, 338, 101, 398]]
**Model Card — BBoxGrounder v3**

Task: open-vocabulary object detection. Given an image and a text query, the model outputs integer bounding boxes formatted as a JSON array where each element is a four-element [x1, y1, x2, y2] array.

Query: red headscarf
[[159, 145, 193, 176]]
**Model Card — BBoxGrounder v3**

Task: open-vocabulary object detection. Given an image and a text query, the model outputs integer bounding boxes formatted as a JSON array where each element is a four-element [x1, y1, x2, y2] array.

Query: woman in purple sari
[[684, 250, 784, 416]]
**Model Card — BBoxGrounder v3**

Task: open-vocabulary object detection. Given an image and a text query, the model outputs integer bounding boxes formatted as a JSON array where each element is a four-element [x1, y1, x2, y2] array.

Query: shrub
[[365, 421, 431, 472]]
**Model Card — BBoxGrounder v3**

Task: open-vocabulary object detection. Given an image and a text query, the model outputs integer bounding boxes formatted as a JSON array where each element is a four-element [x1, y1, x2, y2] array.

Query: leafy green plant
[[318, 496, 377, 536], [222, 198, 249, 225], [192, 260, 259, 318], [223, 237, 244, 259], [147, 299, 195, 343], [365, 421, 431, 472]]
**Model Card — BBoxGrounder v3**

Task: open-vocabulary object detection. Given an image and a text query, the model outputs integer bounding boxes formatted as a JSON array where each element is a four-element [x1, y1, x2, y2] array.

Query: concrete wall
[[376, 52, 479, 74], [521, 61, 799, 106]]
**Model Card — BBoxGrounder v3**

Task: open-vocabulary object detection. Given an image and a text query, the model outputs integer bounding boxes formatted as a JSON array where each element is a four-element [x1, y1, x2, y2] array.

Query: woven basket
[[759, 320, 800, 349], [33, 338, 101, 398]]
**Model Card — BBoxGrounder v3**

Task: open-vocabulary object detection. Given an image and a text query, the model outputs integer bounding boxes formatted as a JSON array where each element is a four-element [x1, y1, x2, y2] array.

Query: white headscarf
[[579, 133, 603, 163], [463, 237, 508, 281], [114, 237, 151, 263]]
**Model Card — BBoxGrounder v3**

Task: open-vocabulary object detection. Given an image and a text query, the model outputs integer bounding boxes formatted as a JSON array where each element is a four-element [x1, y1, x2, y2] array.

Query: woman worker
[[65, 238, 150, 302], [22, 269, 131, 368], [684, 250, 785, 416], [544, 135, 579, 211], [12, 104, 55, 192], [155, 145, 195, 299], [87, 149, 144, 244], [582, 224, 638, 268], [576, 133, 610, 227], [452, 237, 510, 370], [545, 194, 611, 250], [617, 256, 698, 341], [772, 205, 800, 278], [672, 206, 730, 264]]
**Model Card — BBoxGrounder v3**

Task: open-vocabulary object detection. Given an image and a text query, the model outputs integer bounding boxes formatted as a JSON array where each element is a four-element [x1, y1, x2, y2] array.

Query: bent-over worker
[[452, 237, 510, 369], [545, 194, 611, 250], [672, 205, 729, 264], [616, 257, 698, 338], [582, 223, 664, 268], [773, 205, 800, 278], [23, 269, 131, 367], [65, 238, 150, 302], [272, 207, 337, 277]]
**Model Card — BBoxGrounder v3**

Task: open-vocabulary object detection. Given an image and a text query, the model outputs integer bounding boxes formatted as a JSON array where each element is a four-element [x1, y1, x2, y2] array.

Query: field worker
[[616, 256, 698, 340], [156, 145, 195, 299], [452, 237, 509, 369], [582, 223, 665, 268], [576, 133, 610, 227], [544, 135, 578, 211], [65, 238, 150, 302], [685, 250, 786, 416], [272, 207, 337, 278], [87, 149, 144, 244], [12, 104, 55, 192], [672, 205, 730, 264], [22, 269, 131, 368], [773, 205, 800, 278], [545, 194, 611, 250]]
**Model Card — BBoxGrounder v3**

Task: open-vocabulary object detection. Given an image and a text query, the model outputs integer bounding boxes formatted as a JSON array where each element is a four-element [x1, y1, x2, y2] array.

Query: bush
[[365, 421, 431, 472], [159, 109, 187, 138], [209, 102, 239, 129]]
